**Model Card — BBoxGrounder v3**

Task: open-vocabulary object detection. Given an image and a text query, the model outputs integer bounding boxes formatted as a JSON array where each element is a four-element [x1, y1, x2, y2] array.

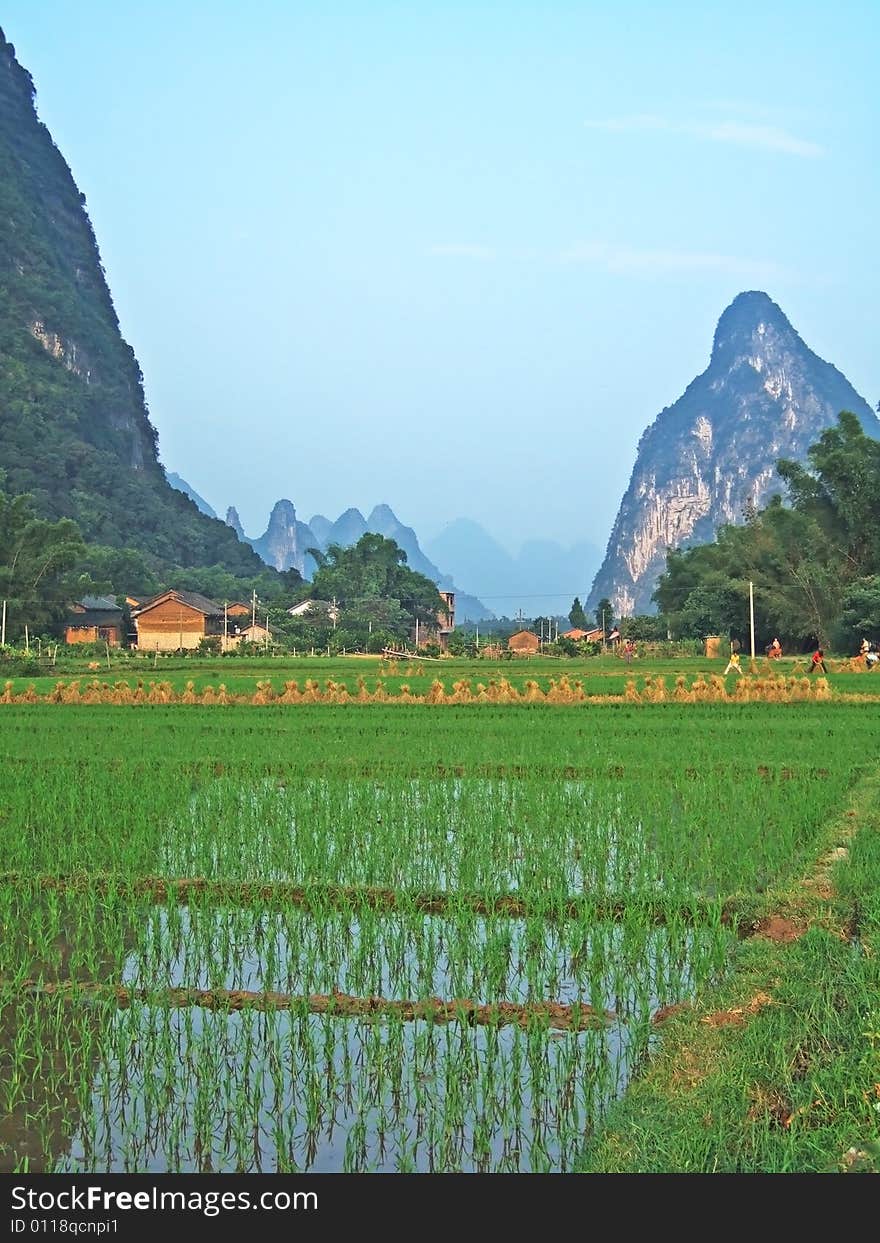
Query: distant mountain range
[[588, 291, 880, 616], [425, 520, 601, 620], [166, 473, 218, 519], [166, 485, 496, 621], [168, 474, 604, 622]]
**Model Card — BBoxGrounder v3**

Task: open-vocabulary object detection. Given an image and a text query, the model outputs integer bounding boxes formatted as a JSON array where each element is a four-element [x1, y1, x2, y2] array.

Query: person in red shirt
[[810, 648, 827, 674]]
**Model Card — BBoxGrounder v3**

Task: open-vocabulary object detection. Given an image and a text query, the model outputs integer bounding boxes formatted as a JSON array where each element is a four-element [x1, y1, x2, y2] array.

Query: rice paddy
[[1, 670, 877, 1172]]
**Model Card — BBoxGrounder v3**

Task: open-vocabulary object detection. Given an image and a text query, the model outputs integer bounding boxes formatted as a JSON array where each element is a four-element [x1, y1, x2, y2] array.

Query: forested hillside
[[0, 28, 266, 579]]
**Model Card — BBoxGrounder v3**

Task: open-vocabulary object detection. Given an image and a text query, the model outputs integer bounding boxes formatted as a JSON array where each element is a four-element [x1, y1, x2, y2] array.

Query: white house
[[287, 599, 340, 625]]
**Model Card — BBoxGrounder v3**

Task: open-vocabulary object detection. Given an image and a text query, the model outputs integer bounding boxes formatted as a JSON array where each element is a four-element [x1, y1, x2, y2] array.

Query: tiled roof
[[77, 595, 121, 612], [132, 589, 223, 617]]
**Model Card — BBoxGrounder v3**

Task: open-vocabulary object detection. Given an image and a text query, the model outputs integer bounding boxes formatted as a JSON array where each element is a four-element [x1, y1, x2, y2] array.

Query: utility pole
[[331, 597, 337, 630], [251, 589, 257, 630], [224, 602, 228, 651], [1, 599, 5, 647], [749, 580, 756, 662], [602, 608, 606, 652]]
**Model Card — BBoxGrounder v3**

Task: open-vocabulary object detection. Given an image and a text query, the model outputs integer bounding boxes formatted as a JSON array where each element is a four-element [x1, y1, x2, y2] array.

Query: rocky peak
[[225, 507, 245, 540], [587, 292, 878, 617], [366, 503, 397, 531], [330, 508, 368, 546], [710, 290, 798, 363], [223, 499, 315, 578], [308, 514, 333, 545], [253, 500, 304, 573], [266, 499, 297, 531]]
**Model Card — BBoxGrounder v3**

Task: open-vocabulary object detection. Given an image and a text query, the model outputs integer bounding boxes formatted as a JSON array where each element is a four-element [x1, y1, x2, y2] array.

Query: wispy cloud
[[561, 241, 788, 279], [702, 121, 823, 157], [584, 114, 824, 157], [428, 244, 496, 260]]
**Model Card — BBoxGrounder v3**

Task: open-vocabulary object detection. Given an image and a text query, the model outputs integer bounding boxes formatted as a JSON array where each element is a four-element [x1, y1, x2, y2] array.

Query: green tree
[[568, 596, 588, 629], [653, 413, 878, 649], [0, 482, 86, 639], [532, 616, 555, 639], [594, 598, 613, 632], [777, 411, 880, 580], [620, 614, 668, 641], [310, 534, 444, 630], [837, 577, 880, 646]]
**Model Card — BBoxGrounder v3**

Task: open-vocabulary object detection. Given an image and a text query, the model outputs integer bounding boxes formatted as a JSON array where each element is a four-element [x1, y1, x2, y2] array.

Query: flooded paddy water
[[2, 701, 869, 1171]]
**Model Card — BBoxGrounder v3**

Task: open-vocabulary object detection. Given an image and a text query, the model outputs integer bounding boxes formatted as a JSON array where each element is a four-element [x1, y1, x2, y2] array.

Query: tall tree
[[309, 534, 444, 628], [594, 597, 613, 631], [568, 596, 588, 628], [653, 413, 880, 648], [777, 411, 880, 580]]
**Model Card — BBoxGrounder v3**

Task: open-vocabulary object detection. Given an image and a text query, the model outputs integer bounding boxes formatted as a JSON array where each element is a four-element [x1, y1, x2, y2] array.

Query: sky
[[3, 1, 877, 560]]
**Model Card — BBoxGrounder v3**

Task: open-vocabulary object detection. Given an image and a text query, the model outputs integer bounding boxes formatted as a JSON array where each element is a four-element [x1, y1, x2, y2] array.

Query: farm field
[[1, 688, 878, 1172]]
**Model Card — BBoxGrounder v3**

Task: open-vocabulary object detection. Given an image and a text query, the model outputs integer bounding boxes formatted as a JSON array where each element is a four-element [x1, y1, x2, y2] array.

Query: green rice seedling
[[1, 692, 874, 1172]]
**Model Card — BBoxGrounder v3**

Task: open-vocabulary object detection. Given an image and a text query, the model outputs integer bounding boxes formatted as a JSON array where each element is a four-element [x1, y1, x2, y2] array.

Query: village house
[[216, 600, 265, 649], [130, 589, 225, 651], [227, 620, 271, 648], [412, 590, 456, 651], [287, 599, 340, 625], [437, 590, 455, 648], [561, 626, 604, 643], [64, 596, 124, 646], [507, 629, 540, 655]]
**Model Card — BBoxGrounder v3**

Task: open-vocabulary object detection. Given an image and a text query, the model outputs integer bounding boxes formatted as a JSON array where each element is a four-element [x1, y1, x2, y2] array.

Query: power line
[[464, 591, 590, 600]]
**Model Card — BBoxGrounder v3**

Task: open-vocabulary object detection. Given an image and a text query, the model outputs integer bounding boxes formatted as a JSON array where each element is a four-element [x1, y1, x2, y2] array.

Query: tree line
[[652, 412, 880, 651]]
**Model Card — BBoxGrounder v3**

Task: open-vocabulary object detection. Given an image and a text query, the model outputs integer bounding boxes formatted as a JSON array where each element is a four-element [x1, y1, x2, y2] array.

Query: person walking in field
[[810, 648, 827, 674], [723, 649, 743, 675]]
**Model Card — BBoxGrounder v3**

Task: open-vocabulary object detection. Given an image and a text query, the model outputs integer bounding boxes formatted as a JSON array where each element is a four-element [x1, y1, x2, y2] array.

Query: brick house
[[64, 596, 124, 646], [131, 589, 225, 651], [507, 629, 540, 655]]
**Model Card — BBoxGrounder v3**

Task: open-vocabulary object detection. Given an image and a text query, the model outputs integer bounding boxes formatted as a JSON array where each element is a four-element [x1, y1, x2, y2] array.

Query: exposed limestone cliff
[[588, 291, 878, 616], [225, 507, 246, 541], [248, 500, 318, 577]]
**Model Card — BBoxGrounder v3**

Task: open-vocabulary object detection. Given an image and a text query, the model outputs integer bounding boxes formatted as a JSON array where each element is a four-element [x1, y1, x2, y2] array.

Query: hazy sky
[[4, 1, 877, 555]]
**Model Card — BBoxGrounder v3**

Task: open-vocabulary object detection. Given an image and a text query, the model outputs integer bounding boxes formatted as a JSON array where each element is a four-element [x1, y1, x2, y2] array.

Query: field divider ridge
[[0, 870, 733, 925], [8, 980, 616, 1029]]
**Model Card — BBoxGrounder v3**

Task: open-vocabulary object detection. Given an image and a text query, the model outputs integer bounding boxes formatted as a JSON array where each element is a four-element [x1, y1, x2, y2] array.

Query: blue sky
[[4, 1, 877, 558]]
